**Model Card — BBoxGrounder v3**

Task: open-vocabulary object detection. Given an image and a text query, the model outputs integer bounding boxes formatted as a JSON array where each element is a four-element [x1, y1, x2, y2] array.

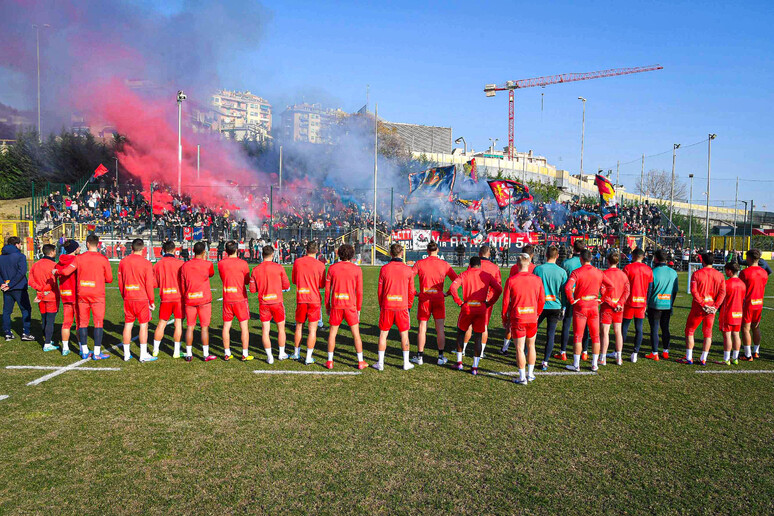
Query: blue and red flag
[[408, 165, 456, 196], [487, 179, 533, 209]]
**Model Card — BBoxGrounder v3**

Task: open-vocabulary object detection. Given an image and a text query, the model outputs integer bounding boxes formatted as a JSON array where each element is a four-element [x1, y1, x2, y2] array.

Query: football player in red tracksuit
[[501, 244, 536, 354], [180, 241, 216, 362], [325, 244, 368, 370], [291, 241, 326, 365], [740, 248, 769, 360], [411, 241, 457, 365], [219, 240, 252, 361], [56, 234, 113, 360], [250, 245, 291, 364], [502, 253, 544, 385], [679, 252, 726, 366], [564, 250, 604, 372], [448, 256, 502, 375], [152, 240, 184, 358], [117, 239, 156, 362], [621, 248, 653, 363], [717, 262, 745, 365], [375, 243, 416, 371], [28, 244, 60, 353], [463, 245, 501, 358], [600, 251, 630, 366], [55, 239, 81, 356]]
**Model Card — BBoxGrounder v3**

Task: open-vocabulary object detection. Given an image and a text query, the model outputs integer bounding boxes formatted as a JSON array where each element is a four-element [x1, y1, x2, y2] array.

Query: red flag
[[487, 180, 533, 209], [93, 164, 109, 178], [467, 159, 478, 183]]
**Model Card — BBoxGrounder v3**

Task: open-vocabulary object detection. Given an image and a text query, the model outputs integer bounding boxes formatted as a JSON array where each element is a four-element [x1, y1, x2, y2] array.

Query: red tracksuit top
[[378, 259, 416, 310], [502, 271, 545, 324], [720, 276, 746, 326], [690, 266, 726, 310], [29, 257, 59, 303], [153, 255, 183, 302], [118, 253, 154, 303], [565, 263, 603, 310], [508, 262, 536, 277], [61, 251, 113, 303], [292, 255, 326, 305], [412, 255, 457, 300], [180, 258, 215, 306], [325, 260, 363, 311], [601, 267, 630, 310], [480, 258, 502, 303], [218, 256, 250, 303], [56, 254, 78, 304], [249, 260, 289, 305], [623, 261, 653, 308], [448, 267, 502, 313], [740, 265, 768, 309]]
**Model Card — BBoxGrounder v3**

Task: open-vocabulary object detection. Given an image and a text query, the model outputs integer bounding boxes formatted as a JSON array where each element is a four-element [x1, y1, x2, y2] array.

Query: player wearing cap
[[447, 256, 502, 375], [564, 249, 604, 372], [55, 239, 81, 357], [180, 241, 215, 362], [599, 251, 630, 366], [646, 250, 679, 360], [374, 243, 416, 371], [740, 248, 768, 360], [678, 252, 726, 366], [324, 244, 368, 370], [502, 253, 545, 384], [152, 241, 184, 358], [117, 239, 157, 362], [249, 245, 290, 364], [28, 244, 60, 353], [291, 241, 326, 364], [717, 262, 745, 365], [411, 241, 457, 365], [621, 248, 653, 363], [56, 234, 113, 360], [501, 245, 536, 354], [219, 240, 252, 361]]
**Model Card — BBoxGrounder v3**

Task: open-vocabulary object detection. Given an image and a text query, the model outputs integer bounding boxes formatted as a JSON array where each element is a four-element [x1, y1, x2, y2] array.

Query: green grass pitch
[[0, 263, 773, 514]]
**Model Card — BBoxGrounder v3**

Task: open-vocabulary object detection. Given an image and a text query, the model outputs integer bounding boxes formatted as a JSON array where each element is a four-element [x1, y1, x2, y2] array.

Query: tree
[[636, 168, 688, 201], [527, 179, 561, 203]]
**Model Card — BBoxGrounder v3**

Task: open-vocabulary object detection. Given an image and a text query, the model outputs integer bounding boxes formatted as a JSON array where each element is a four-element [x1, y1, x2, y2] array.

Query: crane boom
[[483, 64, 663, 161]]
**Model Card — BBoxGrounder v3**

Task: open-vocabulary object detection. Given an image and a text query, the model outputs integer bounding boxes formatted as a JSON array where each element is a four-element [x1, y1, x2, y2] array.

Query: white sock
[[456, 351, 463, 362], [462, 342, 468, 354], [265, 347, 273, 360], [225, 348, 231, 356], [527, 364, 534, 377], [378, 350, 385, 365], [700, 351, 708, 362], [615, 351, 621, 361], [744, 345, 751, 357], [140, 343, 148, 357], [754, 344, 760, 354], [278, 346, 285, 356], [123, 344, 131, 360], [481, 343, 487, 354], [94, 345, 101, 356], [294, 346, 300, 356], [723, 351, 730, 361], [357, 352, 364, 363], [592, 354, 599, 367], [174, 341, 181, 356], [62, 340, 69, 351], [573, 354, 580, 368], [327, 351, 334, 362], [502, 339, 510, 350], [732, 349, 739, 359], [403, 350, 410, 366], [306, 348, 314, 362], [186, 345, 192, 357], [242, 348, 249, 358], [472, 356, 480, 368], [519, 368, 526, 382], [202, 345, 209, 357], [80, 343, 88, 354], [153, 340, 160, 354]]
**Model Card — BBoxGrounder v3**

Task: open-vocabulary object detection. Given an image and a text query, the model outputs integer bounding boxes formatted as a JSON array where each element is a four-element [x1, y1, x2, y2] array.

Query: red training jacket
[[218, 256, 250, 303], [56, 254, 78, 304], [412, 255, 457, 300], [448, 267, 502, 314], [601, 266, 630, 310], [565, 263, 603, 311], [249, 260, 290, 305], [623, 261, 653, 308], [378, 259, 416, 310], [325, 260, 363, 312], [740, 265, 768, 309], [292, 255, 326, 305], [118, 253, 154, 303], [57, 251, 113, 303], [180, 257, 215, 306], [502, 271, 545, 324], [480, 258, 502, 304], [719, 276, 746, 327], [29, 257, 59, 303], [153, 255, 183, 302], [690, 266, 726, 310]]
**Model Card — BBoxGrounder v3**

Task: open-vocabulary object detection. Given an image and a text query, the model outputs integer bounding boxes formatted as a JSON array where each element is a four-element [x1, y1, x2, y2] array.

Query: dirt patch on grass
[[0, 197, 31, 220]]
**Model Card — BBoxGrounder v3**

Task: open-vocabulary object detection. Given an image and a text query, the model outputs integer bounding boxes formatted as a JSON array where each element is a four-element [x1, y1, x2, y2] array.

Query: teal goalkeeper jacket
[[534, 262, 568, 310], [647, 263, 679, 310]]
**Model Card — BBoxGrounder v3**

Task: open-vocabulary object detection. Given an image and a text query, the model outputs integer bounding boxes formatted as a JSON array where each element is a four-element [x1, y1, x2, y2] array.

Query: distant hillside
[[0, 102, 32, 139]]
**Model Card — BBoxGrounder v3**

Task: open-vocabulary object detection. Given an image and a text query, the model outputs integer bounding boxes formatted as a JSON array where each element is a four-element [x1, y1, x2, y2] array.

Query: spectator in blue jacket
[[0, 236, 35, 341]]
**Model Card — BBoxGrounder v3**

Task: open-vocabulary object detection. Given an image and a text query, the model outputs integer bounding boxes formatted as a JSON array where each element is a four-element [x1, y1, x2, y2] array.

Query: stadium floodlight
[[455, 136, 467, 155], [177, 90, 186, 195]]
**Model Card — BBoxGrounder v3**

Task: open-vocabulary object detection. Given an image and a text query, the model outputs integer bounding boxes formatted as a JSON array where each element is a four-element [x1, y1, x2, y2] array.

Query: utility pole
[[616, 160, 620, 189], [639, 154, 645, 205], [733, 177, 739, 240], [705, 134, 717, 249], [197, 144, 200, 182], [669, 143, 680, 226], [578, 97, 586, 182], [279, 145, 283, 190], [688, 174, 694, 250], [372, 104, 378, 265], [177, 90, 186, 196], [33, 24, 49, 142]]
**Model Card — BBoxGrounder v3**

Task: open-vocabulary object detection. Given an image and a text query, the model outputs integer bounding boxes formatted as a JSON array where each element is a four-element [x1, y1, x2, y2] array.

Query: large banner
[[391, 229, 539, 250]]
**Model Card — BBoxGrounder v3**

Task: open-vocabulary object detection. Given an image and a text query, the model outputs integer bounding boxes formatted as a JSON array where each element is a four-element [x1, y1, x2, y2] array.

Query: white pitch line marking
[[253, 370, 361, 376], [0, 395, 8, 402], [4, 359, 121, 386], [489, 371, 597, 377], [695, 370, 774, 374]]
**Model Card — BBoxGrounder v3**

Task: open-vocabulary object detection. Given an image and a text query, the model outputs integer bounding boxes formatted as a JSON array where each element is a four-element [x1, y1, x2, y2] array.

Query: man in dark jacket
[[0, 236, 34, 341]]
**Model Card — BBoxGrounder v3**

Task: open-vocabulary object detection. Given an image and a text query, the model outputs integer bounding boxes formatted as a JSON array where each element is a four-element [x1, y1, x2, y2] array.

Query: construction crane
[[484, 64, 663, 161]]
